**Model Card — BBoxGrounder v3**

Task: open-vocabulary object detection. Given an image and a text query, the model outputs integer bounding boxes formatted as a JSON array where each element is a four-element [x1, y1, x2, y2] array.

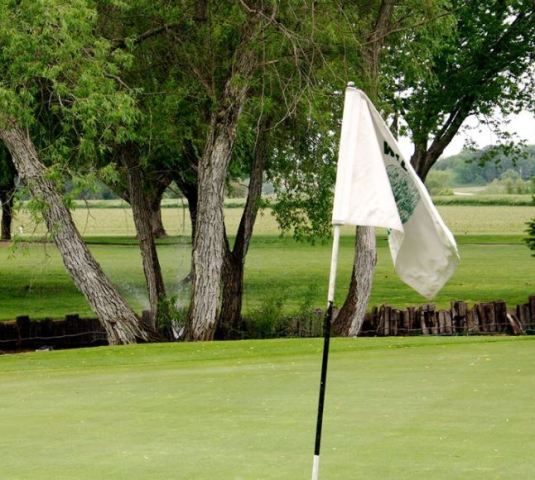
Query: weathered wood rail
[[0, 314, 106, 351], [357, 296, 535, 337], [290, 295, 535, 338], [1, 295, 534, 352]]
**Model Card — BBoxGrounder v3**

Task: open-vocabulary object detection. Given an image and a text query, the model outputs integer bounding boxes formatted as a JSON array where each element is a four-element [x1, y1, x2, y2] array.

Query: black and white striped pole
[[311, 223, 341, 480]]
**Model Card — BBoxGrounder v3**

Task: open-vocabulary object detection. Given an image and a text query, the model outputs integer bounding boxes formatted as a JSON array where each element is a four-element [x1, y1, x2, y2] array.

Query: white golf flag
[[332, 87, 460, 298]]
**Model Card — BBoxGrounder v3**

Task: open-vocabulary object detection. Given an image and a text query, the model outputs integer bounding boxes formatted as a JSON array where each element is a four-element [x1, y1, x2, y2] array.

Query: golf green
[[1, 336, 534, 479]]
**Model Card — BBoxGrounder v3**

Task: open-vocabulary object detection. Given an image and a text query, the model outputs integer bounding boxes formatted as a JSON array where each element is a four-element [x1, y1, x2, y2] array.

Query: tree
[[182, 1, 329, 339], [215, 0, 388, 339], [0, 0, 151, 343], [338, 0, 535, 335], [333, 0, 398, 336], [187, 10, 262, 340], [95, 1, 277, 336], [217, 116, 270, 338], [386, 0, 535, 180], [264, 1, 459, 336]]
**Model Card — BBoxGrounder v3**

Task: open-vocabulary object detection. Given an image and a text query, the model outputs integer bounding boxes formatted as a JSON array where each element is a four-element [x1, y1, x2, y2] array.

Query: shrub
[[425, 170, 453, 195], [242, 289, 289, 338], [156, 296, 188, 340], [485, 170, 533, 194]]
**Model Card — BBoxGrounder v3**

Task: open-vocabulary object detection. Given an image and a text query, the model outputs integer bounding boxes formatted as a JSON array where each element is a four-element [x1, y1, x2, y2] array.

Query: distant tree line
[[432, 145, 535, 186]]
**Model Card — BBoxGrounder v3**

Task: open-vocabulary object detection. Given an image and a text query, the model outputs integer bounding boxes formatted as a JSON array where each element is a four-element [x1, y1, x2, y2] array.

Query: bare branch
[[112, 22, 182, 50]]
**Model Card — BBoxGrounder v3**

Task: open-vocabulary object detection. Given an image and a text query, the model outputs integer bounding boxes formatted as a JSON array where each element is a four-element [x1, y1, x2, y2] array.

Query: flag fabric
[[332, 87, 460, 298]]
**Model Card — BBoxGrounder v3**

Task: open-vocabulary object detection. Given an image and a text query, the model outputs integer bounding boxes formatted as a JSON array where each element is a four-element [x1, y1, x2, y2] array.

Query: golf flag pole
[[311, 223, 341, 480], [310, 82, 459, 480]]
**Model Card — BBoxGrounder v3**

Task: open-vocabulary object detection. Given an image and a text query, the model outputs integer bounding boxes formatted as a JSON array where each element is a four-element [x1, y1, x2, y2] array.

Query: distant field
[[10, 204, 535, 237], [1, 337, 535, 479], [433, 194, 533, 206]]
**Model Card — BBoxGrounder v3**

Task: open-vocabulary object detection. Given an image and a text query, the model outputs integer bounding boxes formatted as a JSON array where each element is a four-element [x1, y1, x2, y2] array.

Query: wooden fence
[[1, 295, 534, 352], [357, 296, 535, 337], [290, 295, 535, 338], [0, 314, 106, 351]]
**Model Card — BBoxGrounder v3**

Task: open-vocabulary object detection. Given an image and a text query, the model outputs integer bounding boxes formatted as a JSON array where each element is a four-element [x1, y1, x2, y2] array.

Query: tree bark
[[187, 125, 235, 340], [150, 200, 166, 238], [186, 19, 259, 341], [0, 186, 14, 240], [217, 246, 244, 339], [146, 175, 171, 238], [333, 226, 376, 336], [0, 124, 149, 344], [216, 121, 268, 338], [409, 142, 429, 180], [122, 145, 166, 326]]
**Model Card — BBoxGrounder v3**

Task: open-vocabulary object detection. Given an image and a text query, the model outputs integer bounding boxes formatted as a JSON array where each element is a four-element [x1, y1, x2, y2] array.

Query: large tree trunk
[[217, 246, 244, 339], [409, 142, 429, 180], [122, 145, 166, 326], [186, 127, 234, 340], [0, 186, 14, 240], [0, 124, 149, 344], [333, 226, 376, 336], [186, 21, 259, 341], [216, 121, 268, 338]]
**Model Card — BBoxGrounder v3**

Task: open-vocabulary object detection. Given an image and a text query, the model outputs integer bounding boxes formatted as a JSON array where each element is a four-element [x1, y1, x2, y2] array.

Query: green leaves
[[389, 0, 535, 151], [0, 0, 139, 163]]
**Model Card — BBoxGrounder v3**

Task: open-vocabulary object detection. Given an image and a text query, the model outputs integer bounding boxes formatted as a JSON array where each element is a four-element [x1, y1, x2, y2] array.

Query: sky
[[398, 110, 535, 161]]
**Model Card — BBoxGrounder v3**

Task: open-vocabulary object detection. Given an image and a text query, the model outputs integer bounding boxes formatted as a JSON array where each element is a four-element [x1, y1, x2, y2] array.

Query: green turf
[[1, 235, 534, 320], [2, 203, 533, 320], [1, 234, 534, 320], [1, 337, 534, 479]]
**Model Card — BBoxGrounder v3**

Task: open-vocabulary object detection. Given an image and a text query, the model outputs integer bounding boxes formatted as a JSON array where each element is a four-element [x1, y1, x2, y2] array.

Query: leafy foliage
[[425, 170, 453, 195], [0, 0, 139, 173], [396, 0, 534, 140], [0, 145, 15, 190]]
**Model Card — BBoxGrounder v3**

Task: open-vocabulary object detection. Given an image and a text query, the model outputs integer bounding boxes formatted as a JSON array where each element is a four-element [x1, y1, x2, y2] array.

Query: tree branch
[[112, 22, 182, 50]]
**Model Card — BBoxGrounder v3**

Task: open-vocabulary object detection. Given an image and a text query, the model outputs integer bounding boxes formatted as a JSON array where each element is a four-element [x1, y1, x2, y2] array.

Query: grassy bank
[[1, 235, 533, 320], [1, 203, 533, 321]]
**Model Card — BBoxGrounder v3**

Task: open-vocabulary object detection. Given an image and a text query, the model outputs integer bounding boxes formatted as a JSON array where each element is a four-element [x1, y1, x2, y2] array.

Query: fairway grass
[[1, 235, 534, 320], [1, 203, 534, 320], [1, 337, 534, 479]]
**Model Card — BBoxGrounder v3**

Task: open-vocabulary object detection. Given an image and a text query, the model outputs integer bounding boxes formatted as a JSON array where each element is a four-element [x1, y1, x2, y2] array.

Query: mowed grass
[[1, 337, 534, 479], [1, 204, 534, 320], [0, 235, 533, 320]]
